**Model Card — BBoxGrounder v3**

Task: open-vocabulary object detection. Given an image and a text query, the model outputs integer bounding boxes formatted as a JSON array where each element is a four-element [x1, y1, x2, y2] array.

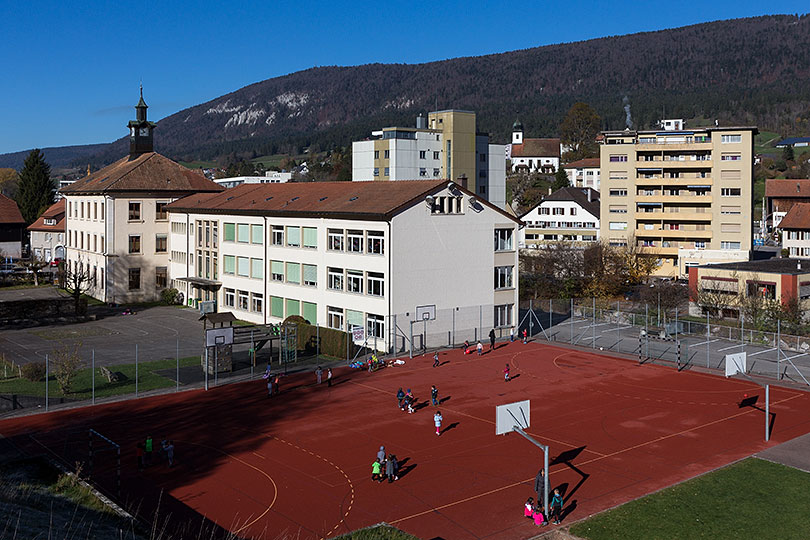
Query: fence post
[[549, 299, 552, 332], [409, 321, 414, 359], [741, 315, 745, 355], [777, 319, 781, 380], [250, 331, 255, 378], [529, 299, 533, 338], [135, 344, 138, 398], [675, 308, 679, 365], [479, 305, 483, 343], [45, 353, 49, 412], [316, 324, 320, 364], [176, 339, 179, 392], [645, 304, 649, 359], [92, 349, 95, 405], [570, 298, 574, 343], [706, 312, 710, 369], [452, 308, 455, 347], [204, 350, 209, 391], [592, 297, 595, 348]]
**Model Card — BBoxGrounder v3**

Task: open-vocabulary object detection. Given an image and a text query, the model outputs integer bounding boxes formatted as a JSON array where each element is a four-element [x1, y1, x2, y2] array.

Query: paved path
[[756, 432, 810, 473]]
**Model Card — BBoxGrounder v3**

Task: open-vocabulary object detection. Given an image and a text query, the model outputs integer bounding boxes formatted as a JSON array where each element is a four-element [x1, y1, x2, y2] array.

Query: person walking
[[327, 368, 333, 387], [434, 410, 443, 436], [273, 374, 280, 395], [463, 340, 470, 355], [315, 366, 323, 384], [371, 459, 382, 482], [550, 488, 564, 524], [166, 440, 175, 468], [389, 454, 399, 481], [489, 328, 496, 351], [534, 468, 545, 510], [144, 436, 153, 467], [433, 351, 439, 367], [523, 328, 528, 344], [385, 455, 395, 483], [396, 388, 405, 410], [510, 327, 515, 342], [504, 363, 511, 382], [267, 376, 274, 397], [377, 445, 387, 466], [476, 341, 483, 356], [431, 385, 439, 406]]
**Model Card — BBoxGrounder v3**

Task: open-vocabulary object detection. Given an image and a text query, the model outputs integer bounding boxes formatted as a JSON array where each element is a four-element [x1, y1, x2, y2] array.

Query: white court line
[[602, 325, 631, 334], [718, 343, 745, 352], [689, 339, 720, 348], [785, 353, 809, 361], [747, 348, 777, 357]]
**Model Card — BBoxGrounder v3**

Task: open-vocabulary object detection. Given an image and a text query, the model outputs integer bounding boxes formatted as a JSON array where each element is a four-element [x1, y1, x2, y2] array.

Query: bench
[[100, 366, 119, 383]]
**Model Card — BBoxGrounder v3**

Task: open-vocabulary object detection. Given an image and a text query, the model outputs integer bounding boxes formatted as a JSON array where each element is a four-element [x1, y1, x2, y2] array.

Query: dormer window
[[44, 218, 56, 226]]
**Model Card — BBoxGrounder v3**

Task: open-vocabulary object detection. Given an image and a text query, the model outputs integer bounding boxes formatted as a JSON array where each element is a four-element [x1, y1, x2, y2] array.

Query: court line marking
[[748, 348, 777, 357], [718, 344, 746, 352], [785, 353, 808, 361], [689, 339, 721, 348], [390, 391, 804, 526]]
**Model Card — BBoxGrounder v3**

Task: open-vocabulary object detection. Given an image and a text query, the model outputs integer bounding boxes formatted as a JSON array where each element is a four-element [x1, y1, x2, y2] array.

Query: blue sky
[[1, 1, 807, 156]]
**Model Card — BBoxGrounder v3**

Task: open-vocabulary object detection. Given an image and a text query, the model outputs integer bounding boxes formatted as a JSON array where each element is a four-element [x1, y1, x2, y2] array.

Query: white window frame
[[494, 266, 514, 290], [367, 272, 384, 297], [328, 267, 344, 291], [347, 270, 363, 294], [327, 306, 344, 330], [328, 229, 344, 251], [347, 230, 364, 253]]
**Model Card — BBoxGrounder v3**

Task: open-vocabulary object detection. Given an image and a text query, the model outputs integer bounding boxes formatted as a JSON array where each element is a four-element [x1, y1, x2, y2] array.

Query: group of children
[[136, 435, 175, 470], [524, 489, 564, 527], [371, 445, 400, 483]]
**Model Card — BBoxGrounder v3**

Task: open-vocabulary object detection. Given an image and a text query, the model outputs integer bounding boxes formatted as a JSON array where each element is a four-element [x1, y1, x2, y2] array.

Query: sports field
[[2, 340, 810, 539]]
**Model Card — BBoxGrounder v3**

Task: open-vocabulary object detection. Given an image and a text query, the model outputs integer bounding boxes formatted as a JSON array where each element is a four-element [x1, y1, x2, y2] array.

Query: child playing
[[476, 341, 483, 355], [371, 459, 382, 482], [431, 385, 439, 406], [533, 506, 546, 526], [523, 328, 528, 344], [463, 340, 470, 354], [524, 497, 534, 518], [433, 352, 439, 367], [504, 363, 511, 382], [550, 488, 564, 524], [406, 389, 415, 414], [434, 410, 443, 436]]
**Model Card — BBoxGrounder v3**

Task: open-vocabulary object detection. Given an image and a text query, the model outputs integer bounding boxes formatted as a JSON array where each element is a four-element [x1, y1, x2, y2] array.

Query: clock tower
[[127, 85, 156, 157]]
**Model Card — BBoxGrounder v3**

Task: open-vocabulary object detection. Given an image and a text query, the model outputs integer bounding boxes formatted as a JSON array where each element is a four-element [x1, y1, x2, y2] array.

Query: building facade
[[27, 199, 65, 262], [779, 203, 810, 258], [215, 171, 292, 189], [563, 158, 601, 190], [351, 110, 506, 209], [519, 188, 600, 248], [599, 121, 756, 277], [765, 179, 810, 230], [0, 194, 24, 259], [508, 121, 561, 173], [60, 90, 223, 303], [166, 180, 520, 352]]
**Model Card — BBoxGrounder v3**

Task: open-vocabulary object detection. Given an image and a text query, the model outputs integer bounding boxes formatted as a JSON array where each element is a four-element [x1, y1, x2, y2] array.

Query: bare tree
[[54, 342, 83, 395], [58, 262, 92, 315], [19, 255, 49, 286]]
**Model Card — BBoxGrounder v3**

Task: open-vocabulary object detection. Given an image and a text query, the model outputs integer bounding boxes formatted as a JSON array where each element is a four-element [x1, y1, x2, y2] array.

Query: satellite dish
[[469, 196, 478, 205], [425, 195, 435, 207], [447, 181, 455, 190]]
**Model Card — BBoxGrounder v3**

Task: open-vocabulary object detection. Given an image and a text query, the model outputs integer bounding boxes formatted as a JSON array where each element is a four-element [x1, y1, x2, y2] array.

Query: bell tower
[[127, 85, 156, 157], [512, 119, 524, 145]]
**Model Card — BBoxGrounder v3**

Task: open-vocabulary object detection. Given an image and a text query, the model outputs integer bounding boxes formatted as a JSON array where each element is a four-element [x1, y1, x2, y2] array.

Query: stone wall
[[0, 297, 87, 325]]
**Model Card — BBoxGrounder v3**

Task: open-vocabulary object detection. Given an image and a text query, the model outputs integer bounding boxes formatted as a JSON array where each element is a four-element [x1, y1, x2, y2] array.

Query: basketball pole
[[513, 427, 549, 518]]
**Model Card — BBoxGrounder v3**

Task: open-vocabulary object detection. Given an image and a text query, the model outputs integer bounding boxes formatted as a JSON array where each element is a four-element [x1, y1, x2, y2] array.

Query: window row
[[223, 222, 267, 245], [327, 229, 384, 254], [224, 288, 266, 314], [539, 207, 578, 216], [127, 201, 168, 221], [68, 231, 106, 252], [126, 266, 167, 290], [327, 268, 385, 296], [72, 260, 105, 291], [69, 200, 106, 221], [127, 234, 167, 254]]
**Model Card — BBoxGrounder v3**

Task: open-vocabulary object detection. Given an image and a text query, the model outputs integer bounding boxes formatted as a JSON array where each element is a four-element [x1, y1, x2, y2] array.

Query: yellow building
[[600, 121, 757, 277]]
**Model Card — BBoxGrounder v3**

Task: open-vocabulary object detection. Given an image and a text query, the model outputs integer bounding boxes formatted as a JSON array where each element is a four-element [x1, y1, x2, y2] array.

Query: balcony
[[636, 159, 712, 168], [634, 211, 712, 221], [635, 142, 713, 152], [636, 194, 713, 204], [638, 246, 679, 256], [634, 228, 712, 239], [635, 177, 712, 186]]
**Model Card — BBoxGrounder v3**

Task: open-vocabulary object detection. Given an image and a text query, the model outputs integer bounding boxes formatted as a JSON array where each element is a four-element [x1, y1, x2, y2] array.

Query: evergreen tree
[[782, 145, 795, 162], [551, 167, 571, 191], [15, 149, 54, 224]]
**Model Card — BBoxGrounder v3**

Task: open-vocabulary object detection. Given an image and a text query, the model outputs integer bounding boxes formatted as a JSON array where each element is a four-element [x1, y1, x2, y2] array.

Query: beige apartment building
[[600, 121, 756, 277]]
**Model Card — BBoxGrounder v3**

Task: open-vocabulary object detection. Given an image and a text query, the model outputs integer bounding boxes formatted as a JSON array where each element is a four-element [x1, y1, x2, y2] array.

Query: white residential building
[[166, 180, 520, 352], [508, 121, 561, 173], [27, 199, 65, 262], [519, 188, 600, 248], [215, 171, 292, 189], [778, 203, 810, 258], [563, 158, 601, 190]]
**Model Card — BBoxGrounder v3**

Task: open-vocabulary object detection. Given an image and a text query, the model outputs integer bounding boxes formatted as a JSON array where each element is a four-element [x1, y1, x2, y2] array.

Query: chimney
[[548, 187, 552, 195], [587, 189, 592, 202]]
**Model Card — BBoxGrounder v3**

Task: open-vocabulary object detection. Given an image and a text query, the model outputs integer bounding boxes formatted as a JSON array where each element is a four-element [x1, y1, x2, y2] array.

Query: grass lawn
[[335, 524, 419, 540], [0, 356, 201, 400], [569, 458, 810, 540]]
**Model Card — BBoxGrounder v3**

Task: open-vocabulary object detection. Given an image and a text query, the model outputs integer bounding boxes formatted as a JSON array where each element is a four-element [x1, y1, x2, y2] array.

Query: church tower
[[512, 119, 524, 145], [127, 86, 156, 157]]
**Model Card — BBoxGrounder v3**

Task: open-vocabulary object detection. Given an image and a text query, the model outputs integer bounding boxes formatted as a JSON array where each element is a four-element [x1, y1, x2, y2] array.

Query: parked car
[[50, 257, 63, 267]]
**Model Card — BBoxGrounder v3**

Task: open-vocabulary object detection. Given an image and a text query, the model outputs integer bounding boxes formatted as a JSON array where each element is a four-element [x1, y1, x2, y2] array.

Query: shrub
[[54, 343, 82, 395], [21, 362, 46, 382], [160, 287, 179, 305]]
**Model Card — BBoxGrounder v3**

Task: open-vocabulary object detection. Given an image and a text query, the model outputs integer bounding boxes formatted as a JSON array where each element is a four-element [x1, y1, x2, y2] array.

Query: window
[[367, 314, 384, 339], [303, 227, 317, 248], [155, 267, 167, 289], [270, 296, 284, 318], [272, 226, 284, 245], [553, 208, 564, 215], [327, 306, 344, 330], [494, 304, 513, 328], [251, 258, 263, 279], [224, 288, 235, 307], [373, 168, 380, 177], [570, 208, 577, 216], [721, 134, 742, 143], [367, 231, 384, 254], [419, 150, 426, 159], [540, 207, 550, 215], [347, 270, 363, 293], [93, 202, 97, 220], [721, 241, 742, 250], [128, 268, 141, 290], [251, 224, 264, 244], [328, 229, 344, 251], [328, 267, 344, 290], [721, 188, 741, 197], [694, 241, 706, 249], [238, 290, 249, 310], [494, 266, 514, 289], [384, 167, 390, 176], [367, 272, 384, 297], [609, 222, 628, 231], [251, 293, 263, 313], [609, 188, 628, 197], [720, 206, 741, 215], [237, 256, 249, 277], [155, 201, 168, 221], [609, 154, 628, 162], [303, 264, 317, 286], [302, 301, 317, 324], [286, 299, 300, 317], [155, 234, 167, 253], [128, 202, 141, 221], [609, 171, 628, 180], [609, 205, 628, 213], [286, 262, 301, 284], [286, 226, 301, 247], [384, 150, 390, 159], [494, 229, 513, 251], [721, 223, 742, 233], [433, 168, 440, 177], [224, 223, 235, 242], [433, 151, 440, 160], [128, 235, 141, 254], [431, 196, 463, 214], [237, 224, 250, 243], [373, 150, 379, 159], [100, 202, 104, 220], [271, 261, 284, 281], [224, 255, 236, 274], [419, 168, 427, 177], [347, 230, 364, 253], [721, 154, 741, 161], [93, 234, 97, 252]]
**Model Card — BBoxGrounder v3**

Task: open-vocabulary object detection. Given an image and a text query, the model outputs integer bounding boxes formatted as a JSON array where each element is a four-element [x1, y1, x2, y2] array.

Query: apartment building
[[61, 89, 223, 303], [779, 203, 810, 258], [27, 199, 65, 262], [351, 110, 506, 209], [765, 179, 810, 230], [600, 121, 756, 277], [563, 158, 601, 190], [166, 180, 520, 352], [520, 188, 600, 248]]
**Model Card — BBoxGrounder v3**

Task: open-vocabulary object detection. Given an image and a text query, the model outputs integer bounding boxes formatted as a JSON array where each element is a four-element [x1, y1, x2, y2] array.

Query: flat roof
[[699, 258, 809, 275], [602, 126, 759, 136]]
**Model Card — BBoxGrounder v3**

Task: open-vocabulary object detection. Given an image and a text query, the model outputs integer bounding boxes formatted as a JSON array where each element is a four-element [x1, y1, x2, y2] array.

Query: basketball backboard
[[415, 304, 436, 321], [496, 399, 530, 435], [206, 327, 234, 347], [725, 352, 747, 377]]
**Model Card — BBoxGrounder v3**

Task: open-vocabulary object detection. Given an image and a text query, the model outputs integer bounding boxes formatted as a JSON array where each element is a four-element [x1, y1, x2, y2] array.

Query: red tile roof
[[27, 199, 65, 232], [167, 179, 520, 223], [60, 152, 223, 195], [511, 138, 561, 158], [0, 194, 24, 224], [563, 158, 600, 169], [765, 179, 810, 198], [778, 202, 810, 230]]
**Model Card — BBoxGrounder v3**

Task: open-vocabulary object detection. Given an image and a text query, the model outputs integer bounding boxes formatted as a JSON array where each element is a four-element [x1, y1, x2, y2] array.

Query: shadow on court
[[441, 422, 459, 435], [739, 395, 777, 435], [552, 445, 590, 521]]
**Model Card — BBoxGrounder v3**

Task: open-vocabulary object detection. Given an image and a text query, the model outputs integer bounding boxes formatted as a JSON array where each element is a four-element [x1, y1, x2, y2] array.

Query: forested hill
[[3, 14, 810, 170]]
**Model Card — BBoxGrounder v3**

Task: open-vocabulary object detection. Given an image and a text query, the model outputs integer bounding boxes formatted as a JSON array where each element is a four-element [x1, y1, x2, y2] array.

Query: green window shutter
[[270, 296, 284, 318], [287, 226, 301, 246], [224, 223, 235, 242], [251, 258, 263, 279], [303, 227, 317, 248], [237, 256, 249, 276], [302, 264, 317, 285], [286, 262, 300, 284], [285, 299, 300, 317], [237, 224, 250, 242], [251, 224, 264, 244], [347, 309, 363, 329], [271, 260, 284, 276], [223, 255, 235, 274], [302, 301, 317, 325]]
